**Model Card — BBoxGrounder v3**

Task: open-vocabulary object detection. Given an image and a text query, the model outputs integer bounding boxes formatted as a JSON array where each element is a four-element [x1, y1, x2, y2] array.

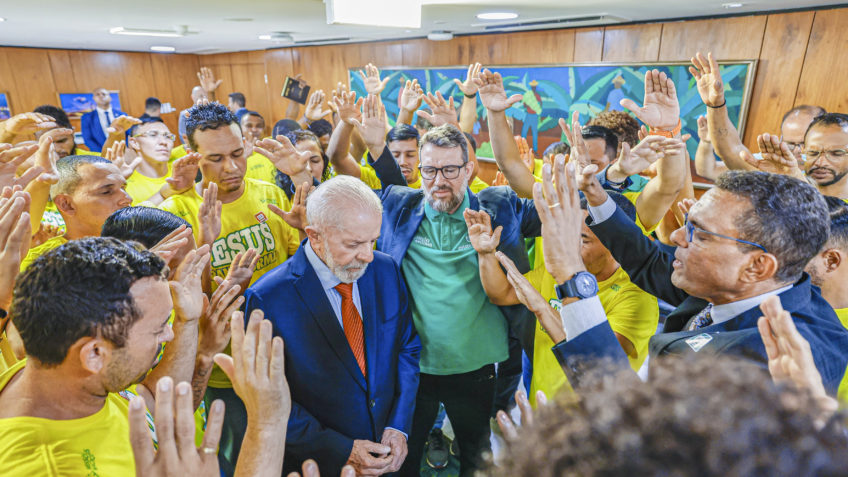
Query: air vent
[[478, 14, 625, 31], [293, 37, 352, 45]]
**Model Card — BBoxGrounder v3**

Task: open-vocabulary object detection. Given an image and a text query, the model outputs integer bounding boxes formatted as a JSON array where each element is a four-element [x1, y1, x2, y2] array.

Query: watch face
[[577, 275, 596, 296]]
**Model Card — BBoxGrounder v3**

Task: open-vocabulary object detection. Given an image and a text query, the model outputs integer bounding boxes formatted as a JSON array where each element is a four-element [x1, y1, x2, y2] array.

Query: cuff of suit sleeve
[[384, 427, 408, 440], [560, 295, 607, 341], [587, 195, 617, 225]]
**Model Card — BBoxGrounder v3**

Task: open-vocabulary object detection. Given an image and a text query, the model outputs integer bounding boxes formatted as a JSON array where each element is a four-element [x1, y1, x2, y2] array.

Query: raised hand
[[214, 309, 291, 430], [255, 135, 312, 178], [757, 296, 838, 414], [2, 112, 57, 136], [348, 94, 388, 154], [197, 277, 244, 359], [31, 223, 61, 248], [0, 144, 39, 190], [165, 153, 201, 197], [697, 115, 710, 142], [495, 388, 548, 441], [572, 154, 607, 207], [533, 157, 587, 283], [620, 69, 680, 130], [463, 209, 502, 254], [332, 88, 363, 126], [197, 67, 223, 94], [223, 248, 259, 291], [473, 68, 523, 113], [495, 251, 559, 327], [269, 181, 312, 232], [453, 62, 482, 96], [197, 182, 222, 247], [106, 115, 142, 137], [689, 52, 726, 108], [0, 190, 31, 310], [399, 79, 424, 113], [149, 225, 193, 263], [609, 136, 682, 181], [492, 170, 509, 186], [516, 135, 535, 172], [740, 133, 804, 178], [129, 378, 224, 477], [358, 63, 390, 95], [170, 244, 212, 324], [418, 91, 459, 128], [104, 141, 143, 179], [304, 90, 333, 122], [559, 111, 590, 167]]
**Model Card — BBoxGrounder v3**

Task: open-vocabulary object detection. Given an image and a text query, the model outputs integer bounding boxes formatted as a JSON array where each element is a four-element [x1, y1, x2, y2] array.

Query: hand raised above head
[[619, 69, 680, 130], [689, 52, 726, 108], [473, 68, 522, 113], [358, 63, 390, 95]]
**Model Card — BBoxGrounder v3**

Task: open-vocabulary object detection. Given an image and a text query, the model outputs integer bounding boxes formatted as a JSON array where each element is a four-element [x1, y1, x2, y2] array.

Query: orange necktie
[[334, 283, 367, 377]]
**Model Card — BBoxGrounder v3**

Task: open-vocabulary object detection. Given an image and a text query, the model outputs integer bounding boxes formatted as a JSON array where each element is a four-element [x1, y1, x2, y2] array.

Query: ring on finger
[[548, 202, 561, 209]]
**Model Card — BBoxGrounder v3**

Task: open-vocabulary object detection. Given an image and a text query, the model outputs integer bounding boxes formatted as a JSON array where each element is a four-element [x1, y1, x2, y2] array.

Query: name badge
[[685, 333, 713, 352]]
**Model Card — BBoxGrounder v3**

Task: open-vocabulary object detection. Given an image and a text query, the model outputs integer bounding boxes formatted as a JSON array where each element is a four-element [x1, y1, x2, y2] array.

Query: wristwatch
[[555, 271, 599, 300]]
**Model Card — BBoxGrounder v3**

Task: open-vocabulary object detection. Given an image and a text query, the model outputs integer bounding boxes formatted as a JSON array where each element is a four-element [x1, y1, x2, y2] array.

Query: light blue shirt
[[304, 240, 363, 328]]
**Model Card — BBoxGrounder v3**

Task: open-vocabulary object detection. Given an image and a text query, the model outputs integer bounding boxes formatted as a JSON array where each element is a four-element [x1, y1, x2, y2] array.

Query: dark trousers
[[493, 336, 524, 416], [205, 386, 247, 477], [399, 364, 496, 477]]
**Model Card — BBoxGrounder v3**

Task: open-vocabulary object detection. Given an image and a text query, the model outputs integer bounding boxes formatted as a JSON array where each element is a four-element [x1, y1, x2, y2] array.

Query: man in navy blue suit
[[244, 175, 420, 476], [80, 87, 126, 152]]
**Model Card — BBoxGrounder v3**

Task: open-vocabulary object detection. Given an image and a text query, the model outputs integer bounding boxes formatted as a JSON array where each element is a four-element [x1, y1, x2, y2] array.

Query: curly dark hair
[[33, 105, 72, 129], [185, 101, 239, 151], [716, 171, 828, 282], [490, 355, 848, 476], [11, 237, 167, 366], [307, 119, 333, 139], [588, 110, 641, 148]]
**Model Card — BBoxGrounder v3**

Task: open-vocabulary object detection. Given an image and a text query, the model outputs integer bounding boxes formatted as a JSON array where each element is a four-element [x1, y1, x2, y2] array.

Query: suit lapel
[[292, 252, 367, 391], [663, 296, 709, 332], [392, 205, 425, 266]]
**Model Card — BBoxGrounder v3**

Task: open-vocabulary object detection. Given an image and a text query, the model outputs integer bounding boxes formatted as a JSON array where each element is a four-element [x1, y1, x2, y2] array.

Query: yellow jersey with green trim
[[0, 360, 137, 476], [126, 163, 172, 205], [527, 265, 658, 406], [21, 236, 68, 271]]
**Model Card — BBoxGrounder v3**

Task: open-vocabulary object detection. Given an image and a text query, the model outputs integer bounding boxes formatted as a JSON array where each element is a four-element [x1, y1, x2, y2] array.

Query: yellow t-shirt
[[21, 236, 68, 271], [528, 265, 659, 405], [0, 361, 136, 477], [40, 200, 66, 235], [170, 144, 187, 162], [834, 308, 848, 404], [160, 178, 300, 388], [75, 148, 100, 156], [245, 151, 279, 186], [469, 176, 489, 193], [126, 163, 172, 206]]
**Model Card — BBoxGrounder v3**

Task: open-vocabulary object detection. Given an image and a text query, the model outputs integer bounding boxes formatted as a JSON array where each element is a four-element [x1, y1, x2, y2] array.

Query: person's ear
[[741, 252, 779, 283], [77, 337, 110, 374], [305, 226, 322, 250], [53, 194, 76, 216], [823, 249, 842, 273], [128, 136, 141, 153]]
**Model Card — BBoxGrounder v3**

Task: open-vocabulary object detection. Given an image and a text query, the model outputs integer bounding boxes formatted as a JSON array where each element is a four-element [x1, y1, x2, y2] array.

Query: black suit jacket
[[552, 205, 848, 393]]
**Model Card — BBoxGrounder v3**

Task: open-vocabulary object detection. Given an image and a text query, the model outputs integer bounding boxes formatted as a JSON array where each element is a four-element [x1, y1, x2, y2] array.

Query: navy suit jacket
[[244, 245, 420, 475], [80, 108, 125, 152], [368, 148, 541, 352], [552, 206, 848, 394]]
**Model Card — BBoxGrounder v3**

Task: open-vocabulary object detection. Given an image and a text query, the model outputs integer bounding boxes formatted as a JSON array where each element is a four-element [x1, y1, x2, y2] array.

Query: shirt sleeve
[[587, 195, 617, 225], [559, 295, 608, 341]]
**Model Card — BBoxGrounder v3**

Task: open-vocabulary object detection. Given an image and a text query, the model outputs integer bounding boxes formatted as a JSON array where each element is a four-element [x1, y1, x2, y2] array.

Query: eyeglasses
[[804, 149, 848, 161], [133, 131, 177, 142], [419, 163, 466, 180], [684, 214, 767, 253]]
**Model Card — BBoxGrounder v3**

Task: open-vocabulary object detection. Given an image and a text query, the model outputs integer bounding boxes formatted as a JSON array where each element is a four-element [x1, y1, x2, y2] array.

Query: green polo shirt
[[401, 192, 509, 375]]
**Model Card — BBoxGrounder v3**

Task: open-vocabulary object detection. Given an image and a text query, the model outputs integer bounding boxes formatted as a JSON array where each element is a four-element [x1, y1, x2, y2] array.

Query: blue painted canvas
[[59, 92, 122, 119]]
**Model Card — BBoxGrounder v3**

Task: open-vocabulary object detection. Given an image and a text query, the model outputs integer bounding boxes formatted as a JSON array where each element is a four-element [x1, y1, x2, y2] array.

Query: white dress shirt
[[96, 107, 114, 137]]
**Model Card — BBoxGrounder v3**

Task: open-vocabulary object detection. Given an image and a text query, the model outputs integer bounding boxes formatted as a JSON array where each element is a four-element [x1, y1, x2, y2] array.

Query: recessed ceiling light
[[722, 2, 744, 8], [224, 18, 253, 22], [150, 46, 176, 53], [0, 17, 6, 22], [258, 35, 272, 40], [476, 12, 518, 21], [110, 27, 183, 38]]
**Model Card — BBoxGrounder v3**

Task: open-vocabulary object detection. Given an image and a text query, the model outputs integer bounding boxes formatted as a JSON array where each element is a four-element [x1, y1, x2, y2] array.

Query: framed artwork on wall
[[349, 61, 757, 161], [0, 93, 11, 120], [58, 91, 122, 119]]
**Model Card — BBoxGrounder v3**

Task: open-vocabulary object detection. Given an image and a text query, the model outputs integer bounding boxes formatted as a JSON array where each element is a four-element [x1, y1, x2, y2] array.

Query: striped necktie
[[334, 283, 366, 376], [688, 303, 714, 331]]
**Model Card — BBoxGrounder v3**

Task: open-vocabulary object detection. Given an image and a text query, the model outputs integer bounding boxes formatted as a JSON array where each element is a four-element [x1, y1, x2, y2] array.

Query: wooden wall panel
[[2, 48, 60, 113], [357, 41, 404, 68], [467, 34, 508, 65], [602, 24, 663, 62], [794, 9, 848, 114], [401, 37, 469, 67], [742, 11, 815, 145], [658, 16, 768, 61], [573, 27, 604, 62], [263, 48, 296, 123], [503, 29, 576, 64]]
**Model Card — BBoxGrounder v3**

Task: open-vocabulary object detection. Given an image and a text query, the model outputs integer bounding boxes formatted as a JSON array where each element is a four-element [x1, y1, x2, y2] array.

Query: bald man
[[178, 85, 208, 144]]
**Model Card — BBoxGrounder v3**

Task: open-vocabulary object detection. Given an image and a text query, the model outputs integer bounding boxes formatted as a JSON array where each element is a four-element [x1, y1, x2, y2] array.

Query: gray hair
[[50, 155, 111, 197], [306, 175, 383, 231], [420, 124, 468, 164]]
